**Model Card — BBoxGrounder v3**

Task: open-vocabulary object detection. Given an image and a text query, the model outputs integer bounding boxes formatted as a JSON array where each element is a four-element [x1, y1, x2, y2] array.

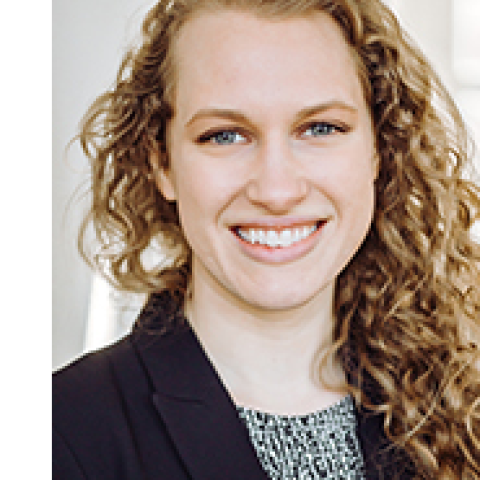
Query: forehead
[[171, 9, 366, 121]]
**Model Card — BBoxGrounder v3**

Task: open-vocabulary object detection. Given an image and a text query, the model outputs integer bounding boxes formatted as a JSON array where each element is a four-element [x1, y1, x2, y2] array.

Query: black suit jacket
[[53, 322, 414, 479]]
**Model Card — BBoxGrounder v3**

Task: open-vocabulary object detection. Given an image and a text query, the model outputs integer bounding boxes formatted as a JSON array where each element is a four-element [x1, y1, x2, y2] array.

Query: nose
[[245, 138, 309, 213]]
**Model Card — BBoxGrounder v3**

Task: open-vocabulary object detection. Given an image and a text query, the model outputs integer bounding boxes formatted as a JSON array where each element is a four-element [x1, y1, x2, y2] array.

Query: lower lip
[[232, 221, 327, 264]]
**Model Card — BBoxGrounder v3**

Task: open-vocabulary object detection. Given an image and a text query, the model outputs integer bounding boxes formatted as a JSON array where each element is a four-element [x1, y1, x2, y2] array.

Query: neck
[[185, 270, 348, 415]]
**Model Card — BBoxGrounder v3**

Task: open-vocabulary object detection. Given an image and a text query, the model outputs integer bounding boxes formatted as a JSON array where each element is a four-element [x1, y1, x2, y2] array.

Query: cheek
[[171, 162, 230, 239], [320, 157, 376, 194], [175, 180, 206, 231], [171, 148, 247, 219], [318, 155, 376, 227], [345, 179, 376, 242]]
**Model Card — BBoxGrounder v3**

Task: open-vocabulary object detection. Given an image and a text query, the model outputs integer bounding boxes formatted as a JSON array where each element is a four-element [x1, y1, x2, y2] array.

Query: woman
[[53, 0, 480, 478]]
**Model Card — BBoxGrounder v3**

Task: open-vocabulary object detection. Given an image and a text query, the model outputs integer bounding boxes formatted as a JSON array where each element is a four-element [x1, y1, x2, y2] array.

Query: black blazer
[[53, 322, 414, 479]]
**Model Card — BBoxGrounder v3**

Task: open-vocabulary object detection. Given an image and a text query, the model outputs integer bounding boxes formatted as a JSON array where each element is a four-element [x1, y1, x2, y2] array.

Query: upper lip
[[231, 217, 327, 230]]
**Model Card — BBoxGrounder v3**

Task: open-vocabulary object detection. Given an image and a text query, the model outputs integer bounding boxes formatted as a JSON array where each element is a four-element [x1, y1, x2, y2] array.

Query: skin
[[152, 10, 378, 414]]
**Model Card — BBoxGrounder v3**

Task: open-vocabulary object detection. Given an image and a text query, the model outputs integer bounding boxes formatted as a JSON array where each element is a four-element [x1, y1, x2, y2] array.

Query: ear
[[149, 150, 177, 201]]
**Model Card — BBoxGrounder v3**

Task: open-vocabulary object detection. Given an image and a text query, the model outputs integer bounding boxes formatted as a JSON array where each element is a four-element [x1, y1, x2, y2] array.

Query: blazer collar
[[132, 325, 270, 480], [131, 292, 414, 479], [356, 406, 414, 479]]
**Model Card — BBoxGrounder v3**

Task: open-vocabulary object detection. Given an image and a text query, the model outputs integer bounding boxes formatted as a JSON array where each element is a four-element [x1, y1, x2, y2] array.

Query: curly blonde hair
[[77, 0, 480, 476]]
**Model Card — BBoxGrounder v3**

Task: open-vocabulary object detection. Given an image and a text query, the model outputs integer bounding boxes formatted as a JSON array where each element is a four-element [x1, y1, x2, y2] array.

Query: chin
[[235, 284, 329, 313]]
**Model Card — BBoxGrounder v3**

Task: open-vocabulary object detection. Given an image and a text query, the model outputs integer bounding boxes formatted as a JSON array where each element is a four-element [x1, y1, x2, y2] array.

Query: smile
[[233, 221, 323, 248]]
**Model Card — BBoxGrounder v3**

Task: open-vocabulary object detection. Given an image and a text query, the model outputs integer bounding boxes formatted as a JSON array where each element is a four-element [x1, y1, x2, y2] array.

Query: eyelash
[[302, 122, 348, 137], [196, 122, 348, 145], [197, 129, 247, 145]]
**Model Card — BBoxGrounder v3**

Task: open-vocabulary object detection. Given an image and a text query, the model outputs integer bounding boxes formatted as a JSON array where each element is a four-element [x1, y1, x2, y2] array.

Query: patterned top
[[237, 395, 366, 480]]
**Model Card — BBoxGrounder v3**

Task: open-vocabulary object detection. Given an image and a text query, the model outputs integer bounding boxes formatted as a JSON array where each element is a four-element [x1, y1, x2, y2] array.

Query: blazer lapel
[[133, 326, 269, 480], [131, 292, 415, 480], [356, 405, 416, 479]]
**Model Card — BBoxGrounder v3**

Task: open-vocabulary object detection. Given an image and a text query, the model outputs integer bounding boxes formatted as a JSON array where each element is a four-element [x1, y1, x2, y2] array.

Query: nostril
[[245, 178, 310, 212]]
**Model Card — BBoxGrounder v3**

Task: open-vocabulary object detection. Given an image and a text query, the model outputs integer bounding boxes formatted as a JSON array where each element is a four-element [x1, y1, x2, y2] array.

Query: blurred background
[[52, 0, 480, 370]]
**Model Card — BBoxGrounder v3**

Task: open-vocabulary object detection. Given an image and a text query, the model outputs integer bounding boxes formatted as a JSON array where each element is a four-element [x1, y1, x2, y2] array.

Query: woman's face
[[157, 10, 377, 312]]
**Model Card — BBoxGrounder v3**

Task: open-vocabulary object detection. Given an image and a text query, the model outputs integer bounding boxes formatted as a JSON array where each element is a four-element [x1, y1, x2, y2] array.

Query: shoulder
[[53, 335, 140, 415], [53, 290, 183, 414], [52, 322, 217, 480], [52, 335, 155, 479]]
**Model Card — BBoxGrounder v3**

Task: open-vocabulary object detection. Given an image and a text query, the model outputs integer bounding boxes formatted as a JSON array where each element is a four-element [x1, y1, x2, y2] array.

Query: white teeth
[[237, 224, 318, 247], [280, 229, 292, 245], [267, 230, 277, 247]]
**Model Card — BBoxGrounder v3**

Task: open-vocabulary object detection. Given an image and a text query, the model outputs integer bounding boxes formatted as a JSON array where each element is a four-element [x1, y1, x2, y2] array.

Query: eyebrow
[[185, 101, 359, 128], [293, 101, 358, 123]]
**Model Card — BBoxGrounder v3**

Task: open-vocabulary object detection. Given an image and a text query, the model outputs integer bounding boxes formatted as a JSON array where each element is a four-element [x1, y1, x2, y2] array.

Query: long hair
[[77, 0, 480, 476]]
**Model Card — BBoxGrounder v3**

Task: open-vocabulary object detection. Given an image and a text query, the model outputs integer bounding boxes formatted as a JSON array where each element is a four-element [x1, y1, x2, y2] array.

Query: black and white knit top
[[237, 395, 366, 480]]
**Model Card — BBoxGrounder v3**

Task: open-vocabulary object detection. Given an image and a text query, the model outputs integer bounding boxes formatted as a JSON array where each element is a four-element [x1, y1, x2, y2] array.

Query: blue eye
[[198, 130, 247, 145], [304, 122, 342, 137]]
